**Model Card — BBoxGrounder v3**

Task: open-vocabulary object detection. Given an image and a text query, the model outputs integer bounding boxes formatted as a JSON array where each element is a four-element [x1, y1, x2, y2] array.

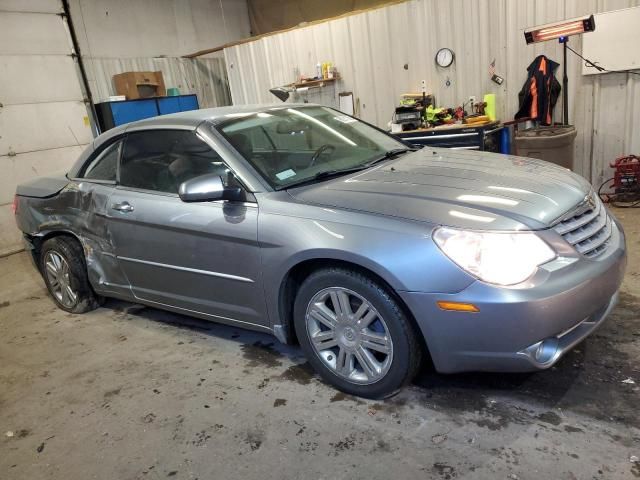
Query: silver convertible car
[[14, 104, 626, 398]]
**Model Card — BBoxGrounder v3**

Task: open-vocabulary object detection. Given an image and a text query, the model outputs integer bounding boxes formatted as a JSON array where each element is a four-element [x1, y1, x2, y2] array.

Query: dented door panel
[[17, 180, 133, 298]]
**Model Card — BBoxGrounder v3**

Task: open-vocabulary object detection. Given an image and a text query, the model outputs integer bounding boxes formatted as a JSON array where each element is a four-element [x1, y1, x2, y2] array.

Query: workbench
[[392, 121, 503, 152]]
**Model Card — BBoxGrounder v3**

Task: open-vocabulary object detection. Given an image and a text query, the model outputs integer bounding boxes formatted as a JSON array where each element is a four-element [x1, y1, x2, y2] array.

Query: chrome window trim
[[113, 184, 258, 206], [70, 178, 117, 186]]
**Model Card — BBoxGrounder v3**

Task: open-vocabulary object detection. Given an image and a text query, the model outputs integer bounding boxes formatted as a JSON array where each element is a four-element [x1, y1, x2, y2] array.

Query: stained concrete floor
[[1, 207, 639, 480]]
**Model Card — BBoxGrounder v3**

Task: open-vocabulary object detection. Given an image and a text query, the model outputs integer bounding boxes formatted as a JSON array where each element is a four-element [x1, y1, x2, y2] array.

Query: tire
[[293, 267, 422, 399], [39, 236, 102, 314]]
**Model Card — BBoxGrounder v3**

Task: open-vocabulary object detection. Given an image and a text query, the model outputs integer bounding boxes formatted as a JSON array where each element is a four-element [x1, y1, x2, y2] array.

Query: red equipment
[[610, 155, 640, 192]]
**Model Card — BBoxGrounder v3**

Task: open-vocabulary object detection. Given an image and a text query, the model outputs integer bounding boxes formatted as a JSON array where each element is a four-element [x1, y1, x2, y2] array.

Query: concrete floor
[[1, 208, 639, 480]]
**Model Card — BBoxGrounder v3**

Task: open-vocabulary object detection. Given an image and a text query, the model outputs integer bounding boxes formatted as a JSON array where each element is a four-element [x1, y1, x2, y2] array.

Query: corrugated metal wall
[[224, 0, 640, 187], [69, 0, 247, 111], [85, 56, 231, 108]]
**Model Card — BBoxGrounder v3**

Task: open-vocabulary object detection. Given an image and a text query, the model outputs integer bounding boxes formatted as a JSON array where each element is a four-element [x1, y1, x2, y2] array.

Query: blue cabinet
[[157, 97, 182, 115], [111, 99, 158, 125], [178, 95, 199, 111], [96, 94, 199, 131]]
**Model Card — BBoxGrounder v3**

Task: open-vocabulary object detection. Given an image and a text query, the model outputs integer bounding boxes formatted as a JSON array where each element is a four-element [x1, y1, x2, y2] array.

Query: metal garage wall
[[0, 0, 92, 256], [224, 0, 640, 187], [86, 56, 231, 108], [68, 0, 251, 108]]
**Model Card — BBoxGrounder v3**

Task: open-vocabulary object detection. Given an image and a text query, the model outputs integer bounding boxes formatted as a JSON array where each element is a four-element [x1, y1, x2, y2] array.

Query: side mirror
[[178, 174, 243, 203]]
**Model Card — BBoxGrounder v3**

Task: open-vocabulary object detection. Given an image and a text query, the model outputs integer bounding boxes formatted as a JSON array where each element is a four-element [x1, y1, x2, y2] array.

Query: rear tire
[[293, 267, 421, 399], [40, 236, 102, 314]]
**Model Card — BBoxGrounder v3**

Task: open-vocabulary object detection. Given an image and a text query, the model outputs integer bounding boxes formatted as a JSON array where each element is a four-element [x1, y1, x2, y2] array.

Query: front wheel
[[293, 268, 422, 399]]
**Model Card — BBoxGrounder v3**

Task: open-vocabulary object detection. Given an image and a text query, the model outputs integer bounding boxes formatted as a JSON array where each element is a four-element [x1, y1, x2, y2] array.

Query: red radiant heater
[[524, 15, 596, 44], [524, 15, 596, 125]]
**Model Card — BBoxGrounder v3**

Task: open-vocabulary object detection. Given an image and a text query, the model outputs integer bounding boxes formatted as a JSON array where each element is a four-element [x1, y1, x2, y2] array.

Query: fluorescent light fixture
[[524, 14, 595, 44]]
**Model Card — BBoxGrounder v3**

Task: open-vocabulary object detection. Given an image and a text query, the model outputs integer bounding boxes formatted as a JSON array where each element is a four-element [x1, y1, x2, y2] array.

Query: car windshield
[[215, 106, 407, 189]]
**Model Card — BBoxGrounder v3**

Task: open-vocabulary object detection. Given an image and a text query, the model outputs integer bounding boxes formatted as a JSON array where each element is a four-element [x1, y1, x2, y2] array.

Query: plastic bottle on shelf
[[316, 62, 322, 79]]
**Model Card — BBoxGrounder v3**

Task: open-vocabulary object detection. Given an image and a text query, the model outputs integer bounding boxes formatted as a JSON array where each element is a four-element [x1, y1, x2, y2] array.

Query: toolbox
[[393, 121, 503, 152]]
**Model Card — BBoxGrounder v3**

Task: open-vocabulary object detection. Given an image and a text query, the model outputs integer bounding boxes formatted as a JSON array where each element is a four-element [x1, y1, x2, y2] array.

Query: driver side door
[[105, 128, 267, 329]]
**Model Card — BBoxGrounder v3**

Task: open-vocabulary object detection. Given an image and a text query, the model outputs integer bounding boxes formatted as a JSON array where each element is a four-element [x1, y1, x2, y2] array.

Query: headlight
[[433, 227, 556, 286]]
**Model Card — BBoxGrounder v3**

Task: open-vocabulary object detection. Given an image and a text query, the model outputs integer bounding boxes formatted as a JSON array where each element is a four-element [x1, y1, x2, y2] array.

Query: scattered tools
[[474, 101, 487, 115], [466, 115, 490, 124]]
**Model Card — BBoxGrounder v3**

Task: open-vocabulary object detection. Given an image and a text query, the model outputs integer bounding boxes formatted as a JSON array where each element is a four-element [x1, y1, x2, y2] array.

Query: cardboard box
[[113, 71, 166, 100]]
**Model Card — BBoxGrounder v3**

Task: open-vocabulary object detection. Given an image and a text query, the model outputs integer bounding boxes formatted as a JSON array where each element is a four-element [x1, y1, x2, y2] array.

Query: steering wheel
[[309, 144, 336, 167]]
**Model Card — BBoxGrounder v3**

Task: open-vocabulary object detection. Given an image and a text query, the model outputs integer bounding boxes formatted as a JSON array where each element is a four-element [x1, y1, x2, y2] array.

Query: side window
[[82, 140, 121, 181], [119, 130, 228, 194]]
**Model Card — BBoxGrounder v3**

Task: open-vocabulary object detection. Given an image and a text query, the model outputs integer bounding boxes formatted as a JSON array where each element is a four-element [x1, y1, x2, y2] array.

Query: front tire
[[294, 267, 421, 399], [40, 236, 102, 314]]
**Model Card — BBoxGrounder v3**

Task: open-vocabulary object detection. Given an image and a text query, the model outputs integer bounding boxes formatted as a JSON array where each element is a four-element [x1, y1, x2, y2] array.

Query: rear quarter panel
[[16, 181, 130, 295]]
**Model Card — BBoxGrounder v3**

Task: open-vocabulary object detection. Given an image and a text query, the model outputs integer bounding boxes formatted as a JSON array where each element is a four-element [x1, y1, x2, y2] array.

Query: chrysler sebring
[[13, 105, 626, 398]]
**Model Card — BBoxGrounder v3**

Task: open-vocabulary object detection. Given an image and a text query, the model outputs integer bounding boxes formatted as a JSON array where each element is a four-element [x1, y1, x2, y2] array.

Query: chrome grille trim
[[553, 194, 612, 258]]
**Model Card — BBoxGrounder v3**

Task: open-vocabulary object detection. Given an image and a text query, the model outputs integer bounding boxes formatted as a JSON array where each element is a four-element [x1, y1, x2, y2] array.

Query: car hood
[[288, 148, 592, 231]]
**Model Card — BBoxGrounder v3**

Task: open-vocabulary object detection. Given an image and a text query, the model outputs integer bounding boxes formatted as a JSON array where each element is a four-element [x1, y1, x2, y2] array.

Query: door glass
[[82, 140, 121, 181], [120, 130, 229, 193]]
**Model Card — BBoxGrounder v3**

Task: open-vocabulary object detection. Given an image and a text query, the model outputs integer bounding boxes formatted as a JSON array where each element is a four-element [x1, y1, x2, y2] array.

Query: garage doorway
[[0, 0, 93, 255]]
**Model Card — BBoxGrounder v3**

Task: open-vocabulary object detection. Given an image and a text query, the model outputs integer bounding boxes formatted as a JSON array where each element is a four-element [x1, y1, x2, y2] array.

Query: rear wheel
[[40, 237, 102, 313], [294, 267, 421, 399]]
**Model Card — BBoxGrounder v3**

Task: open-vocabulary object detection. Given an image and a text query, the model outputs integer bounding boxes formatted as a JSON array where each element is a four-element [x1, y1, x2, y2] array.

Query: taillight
[[11, 195, 18, 215]]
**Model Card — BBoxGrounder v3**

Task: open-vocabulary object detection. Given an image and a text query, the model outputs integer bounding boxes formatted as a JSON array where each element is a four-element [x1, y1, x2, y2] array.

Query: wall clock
[[435, 48, 455, 68]]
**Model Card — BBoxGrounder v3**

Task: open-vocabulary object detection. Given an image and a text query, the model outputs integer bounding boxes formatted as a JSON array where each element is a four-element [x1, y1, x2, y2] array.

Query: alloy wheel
[[305, 287, 393, 384], [44, 251, 78, 308]]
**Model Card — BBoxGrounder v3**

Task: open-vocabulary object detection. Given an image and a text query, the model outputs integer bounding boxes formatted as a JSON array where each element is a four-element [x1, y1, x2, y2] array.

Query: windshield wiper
[[281, 166, 368, 190], [281, 148, 415, 190], [364, 148, 415, 167]]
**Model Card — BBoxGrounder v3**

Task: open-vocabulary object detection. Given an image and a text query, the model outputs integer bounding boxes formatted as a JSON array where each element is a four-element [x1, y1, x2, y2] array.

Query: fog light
[[533, 338, 560, 364]]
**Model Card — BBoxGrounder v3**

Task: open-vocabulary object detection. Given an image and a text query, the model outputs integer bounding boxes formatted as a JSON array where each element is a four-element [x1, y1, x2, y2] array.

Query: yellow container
[[484, 93, 496, 121]]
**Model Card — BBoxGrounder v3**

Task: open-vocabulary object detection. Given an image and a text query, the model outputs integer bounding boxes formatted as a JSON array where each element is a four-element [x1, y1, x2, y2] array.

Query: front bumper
[[400, 217, 627, 374]]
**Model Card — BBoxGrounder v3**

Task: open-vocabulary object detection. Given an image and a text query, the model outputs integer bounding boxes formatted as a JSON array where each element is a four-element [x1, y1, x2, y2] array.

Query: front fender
[[258, 208, 475, 335]]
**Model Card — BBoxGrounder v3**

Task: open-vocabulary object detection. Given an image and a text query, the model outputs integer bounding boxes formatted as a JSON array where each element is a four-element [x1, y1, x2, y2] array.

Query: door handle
[[112, 201, 134, 213]]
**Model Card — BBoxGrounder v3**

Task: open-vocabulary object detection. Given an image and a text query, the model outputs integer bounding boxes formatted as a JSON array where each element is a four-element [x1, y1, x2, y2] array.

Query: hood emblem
[[586, 195, 596, 210]]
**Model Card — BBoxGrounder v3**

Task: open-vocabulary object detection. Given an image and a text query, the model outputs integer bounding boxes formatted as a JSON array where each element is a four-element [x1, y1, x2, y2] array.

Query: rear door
[[71, 136, 133, 298], [105, 128, 267, 328]]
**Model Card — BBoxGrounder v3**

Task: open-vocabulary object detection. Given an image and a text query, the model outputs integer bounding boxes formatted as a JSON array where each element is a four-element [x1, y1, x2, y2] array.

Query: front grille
[[554, 194, 612, 258]]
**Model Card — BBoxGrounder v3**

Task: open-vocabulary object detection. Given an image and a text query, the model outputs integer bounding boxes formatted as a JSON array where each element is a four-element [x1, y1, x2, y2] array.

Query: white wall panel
[[0, 204, 22, 257], [224, 0, 640, 186], [0, 0, 61, 13], [0, 102, 92, 156], [0, 55, 84, 104], [0, 1, 91, 254], [68, 0, 250, 58], [0, 146, 85, 204], [0, 11, 71, 55]]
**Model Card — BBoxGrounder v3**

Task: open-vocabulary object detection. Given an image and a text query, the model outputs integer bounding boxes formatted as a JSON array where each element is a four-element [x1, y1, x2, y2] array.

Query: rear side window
[[119, 130, 227, 194], [82, 140, 121, 181]]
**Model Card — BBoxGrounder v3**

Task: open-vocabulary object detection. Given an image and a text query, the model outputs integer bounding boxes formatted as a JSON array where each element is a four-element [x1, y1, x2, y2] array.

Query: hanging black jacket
[[515, 55, 561, 125]]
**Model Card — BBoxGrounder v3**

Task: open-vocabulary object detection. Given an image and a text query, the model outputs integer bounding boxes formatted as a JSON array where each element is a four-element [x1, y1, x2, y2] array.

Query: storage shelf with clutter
[[389, 86, 503, 153], [269, 61, 342, 106]]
